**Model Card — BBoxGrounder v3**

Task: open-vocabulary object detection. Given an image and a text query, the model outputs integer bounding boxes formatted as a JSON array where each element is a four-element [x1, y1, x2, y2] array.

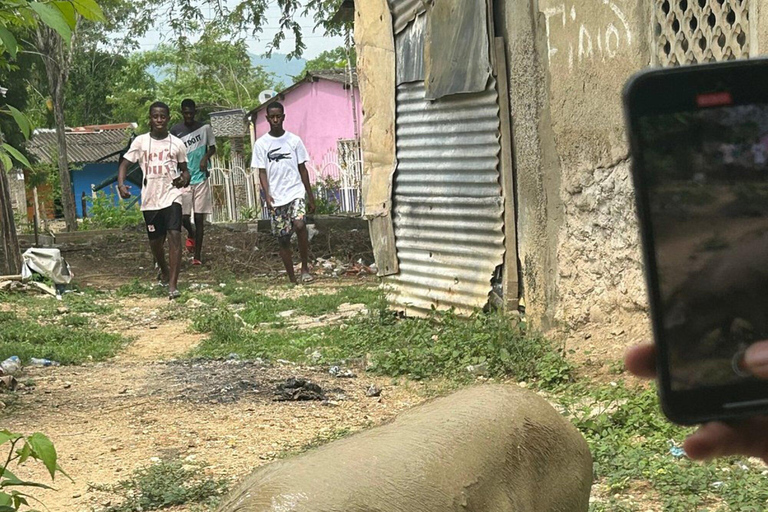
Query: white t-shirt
[[123, 133, 188, 211], [251, 131, 309, 207]]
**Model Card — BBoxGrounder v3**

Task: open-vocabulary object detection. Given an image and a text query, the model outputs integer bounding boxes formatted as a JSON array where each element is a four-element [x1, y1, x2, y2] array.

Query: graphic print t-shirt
[[170, 122, 216, 185], [252, 131, 309, 207], [123, 133, 187, 211]]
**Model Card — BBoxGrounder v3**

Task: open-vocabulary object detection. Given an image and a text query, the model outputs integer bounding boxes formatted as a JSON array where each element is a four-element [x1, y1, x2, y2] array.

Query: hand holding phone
[[625, 342, 768, 463], [625, 59, 768, 424]]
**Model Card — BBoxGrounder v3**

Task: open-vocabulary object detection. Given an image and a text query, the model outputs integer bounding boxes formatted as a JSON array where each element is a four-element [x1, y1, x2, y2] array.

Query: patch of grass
[[116, 279, 168, 298], [289, 286, 381, 316], [92, 458, 228, 512], [210, 281, 379, 325], [215, 283, 381, 326], [0, 309, 127, 365], [191, 291, 571, 386], [557, 380, 768, 511], [0, 288, 115, 321]]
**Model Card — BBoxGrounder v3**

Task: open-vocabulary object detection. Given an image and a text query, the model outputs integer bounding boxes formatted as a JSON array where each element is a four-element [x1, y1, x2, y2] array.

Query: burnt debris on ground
[[274, 377, 325, 401]]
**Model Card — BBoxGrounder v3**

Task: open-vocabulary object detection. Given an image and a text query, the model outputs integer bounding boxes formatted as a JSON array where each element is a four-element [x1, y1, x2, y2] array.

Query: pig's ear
[[664, 304, 687, 330]]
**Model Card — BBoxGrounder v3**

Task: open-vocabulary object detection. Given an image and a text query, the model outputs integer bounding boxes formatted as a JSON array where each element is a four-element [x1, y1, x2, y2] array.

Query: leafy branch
[[0, 430, 68, 511]]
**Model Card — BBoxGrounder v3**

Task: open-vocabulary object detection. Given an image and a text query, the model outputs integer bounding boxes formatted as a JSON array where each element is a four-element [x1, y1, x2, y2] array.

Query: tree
[[108, 35, 277, 131], [0, 0, 88, 272], [299, 45, 356, 77], [32, 1, 106, 232], [65, 48, 126, 126], [108, 0, 348, 59]]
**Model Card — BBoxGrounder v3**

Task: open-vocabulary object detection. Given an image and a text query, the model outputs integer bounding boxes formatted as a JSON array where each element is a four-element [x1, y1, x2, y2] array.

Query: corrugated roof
[[309, 68, 358, 85], [246, 68, 358, 117], [27, 124, 136, 165]]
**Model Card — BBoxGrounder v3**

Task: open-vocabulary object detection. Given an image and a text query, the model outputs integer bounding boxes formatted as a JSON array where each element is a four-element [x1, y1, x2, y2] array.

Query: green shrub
[[93, 458, 228, 512], [82, 192, 143, 230]]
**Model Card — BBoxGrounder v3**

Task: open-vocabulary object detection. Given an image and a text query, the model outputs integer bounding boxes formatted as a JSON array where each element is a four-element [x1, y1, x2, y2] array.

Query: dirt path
[[116, 297, 206, 362], [2, 291, 428, 512]]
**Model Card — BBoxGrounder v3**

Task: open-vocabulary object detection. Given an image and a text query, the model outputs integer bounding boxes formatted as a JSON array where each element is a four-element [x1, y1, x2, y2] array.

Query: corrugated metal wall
[[388, 0, 426, 34], [388, 78, 505, 316]]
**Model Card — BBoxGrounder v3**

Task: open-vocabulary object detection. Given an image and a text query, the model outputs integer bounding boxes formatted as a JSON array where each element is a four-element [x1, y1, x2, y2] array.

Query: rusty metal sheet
[[424, 0, 492, 100], [395, 12, 425, 85], [388, 0, 427, 34], [388, 79, 504, 316]]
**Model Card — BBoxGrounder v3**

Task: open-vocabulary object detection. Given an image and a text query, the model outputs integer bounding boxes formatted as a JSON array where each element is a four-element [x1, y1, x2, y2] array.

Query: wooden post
[[494, 37, 520, 310], [81, 191, 88, 219], [0, 164, 22, 275]]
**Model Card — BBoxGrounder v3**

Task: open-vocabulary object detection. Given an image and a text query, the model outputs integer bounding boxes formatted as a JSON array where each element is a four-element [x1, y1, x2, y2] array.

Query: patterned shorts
[[271, 198, 306, 238]]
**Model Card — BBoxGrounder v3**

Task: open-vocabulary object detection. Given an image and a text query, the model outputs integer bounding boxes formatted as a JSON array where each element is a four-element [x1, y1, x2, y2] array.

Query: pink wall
[[253, 79, 362, 183]]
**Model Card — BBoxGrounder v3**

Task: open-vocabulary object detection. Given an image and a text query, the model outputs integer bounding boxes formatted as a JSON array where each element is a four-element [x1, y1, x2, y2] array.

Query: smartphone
[[625, 59, 768, 425]]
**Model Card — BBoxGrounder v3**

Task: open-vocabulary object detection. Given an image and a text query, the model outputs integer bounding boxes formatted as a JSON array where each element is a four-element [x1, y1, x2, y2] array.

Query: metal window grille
[[653, 0, 755, 66]]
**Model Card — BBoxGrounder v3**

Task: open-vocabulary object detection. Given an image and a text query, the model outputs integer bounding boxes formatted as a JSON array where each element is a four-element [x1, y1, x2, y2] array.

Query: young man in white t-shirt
[[252, 102, 316, 284], [118, 101, 190, 299]]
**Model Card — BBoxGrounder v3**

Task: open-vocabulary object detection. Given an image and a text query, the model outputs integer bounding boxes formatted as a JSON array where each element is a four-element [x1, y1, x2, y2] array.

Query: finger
[[684, 419, 768, 463], [743, 341, 768, 379], [624, 343, 657, 379]]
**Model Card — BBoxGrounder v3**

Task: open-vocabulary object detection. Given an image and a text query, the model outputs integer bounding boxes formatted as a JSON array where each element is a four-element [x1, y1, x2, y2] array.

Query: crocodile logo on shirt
[[268, 148, 291, 162]]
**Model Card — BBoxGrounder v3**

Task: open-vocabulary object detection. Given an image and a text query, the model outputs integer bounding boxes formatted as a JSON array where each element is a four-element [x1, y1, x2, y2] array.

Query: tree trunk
[[0, 155, 22, 275], [36, 26, 78, 232], [52, 85, 77, 231]]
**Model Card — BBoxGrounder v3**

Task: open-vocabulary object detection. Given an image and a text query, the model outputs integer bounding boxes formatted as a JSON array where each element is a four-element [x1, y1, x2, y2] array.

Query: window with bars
[[653, 0, 754, 66]]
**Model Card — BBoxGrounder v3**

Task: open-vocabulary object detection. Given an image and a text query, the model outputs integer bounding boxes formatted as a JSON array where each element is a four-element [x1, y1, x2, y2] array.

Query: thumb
[[743, 341, 768, 379]]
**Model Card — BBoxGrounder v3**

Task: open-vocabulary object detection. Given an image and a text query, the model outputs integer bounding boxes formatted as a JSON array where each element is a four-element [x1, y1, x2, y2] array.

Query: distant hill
[[250, 53, 307, 89], [145, 53, 306, 90]]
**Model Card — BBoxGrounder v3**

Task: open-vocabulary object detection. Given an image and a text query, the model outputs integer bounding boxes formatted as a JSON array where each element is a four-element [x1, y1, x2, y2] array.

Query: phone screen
[[637, 102, 768, 392]]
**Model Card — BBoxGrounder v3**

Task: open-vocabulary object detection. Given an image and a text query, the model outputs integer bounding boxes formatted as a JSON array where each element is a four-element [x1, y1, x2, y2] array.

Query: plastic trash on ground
[[0, 356, 21, 374], [29, 358, 60, 367]]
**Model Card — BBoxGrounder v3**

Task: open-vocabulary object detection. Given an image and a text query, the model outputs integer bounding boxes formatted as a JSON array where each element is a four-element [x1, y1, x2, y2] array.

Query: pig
[[216, 384, 593, 512]]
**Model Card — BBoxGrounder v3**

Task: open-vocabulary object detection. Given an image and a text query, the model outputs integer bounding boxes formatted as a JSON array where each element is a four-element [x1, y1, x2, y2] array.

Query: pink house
[[248, 69, 362, 185]]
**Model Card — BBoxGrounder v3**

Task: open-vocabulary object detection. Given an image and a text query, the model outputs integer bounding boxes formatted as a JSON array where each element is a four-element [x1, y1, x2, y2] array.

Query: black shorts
[[143, 203, 182, 240]]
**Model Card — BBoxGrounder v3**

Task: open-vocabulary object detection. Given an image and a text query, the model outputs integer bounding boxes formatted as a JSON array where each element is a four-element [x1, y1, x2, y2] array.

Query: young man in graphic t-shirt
[[252, 102, 316, 284], [118, 101, 190, 299], [170, 98, 216, 265]]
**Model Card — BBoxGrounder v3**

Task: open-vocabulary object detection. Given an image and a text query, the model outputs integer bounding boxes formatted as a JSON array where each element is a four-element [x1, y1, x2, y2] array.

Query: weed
[[92, 458, 228, 512]]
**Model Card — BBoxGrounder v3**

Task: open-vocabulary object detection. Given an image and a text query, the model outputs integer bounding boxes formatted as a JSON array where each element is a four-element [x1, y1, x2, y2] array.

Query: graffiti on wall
[[543, 0, 632, 70]]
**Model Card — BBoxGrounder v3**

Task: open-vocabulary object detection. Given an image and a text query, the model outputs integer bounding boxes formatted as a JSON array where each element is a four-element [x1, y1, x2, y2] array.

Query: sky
[[133, 1, 346, 60]]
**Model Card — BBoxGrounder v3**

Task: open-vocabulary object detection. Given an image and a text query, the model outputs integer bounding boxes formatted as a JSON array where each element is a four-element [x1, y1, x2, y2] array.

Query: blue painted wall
[[71, 163, 120, 218]]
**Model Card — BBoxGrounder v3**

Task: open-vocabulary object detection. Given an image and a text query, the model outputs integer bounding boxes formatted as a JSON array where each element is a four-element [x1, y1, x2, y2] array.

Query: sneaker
[[185, 238, 195, 253], [169, 289, 181, 300], [192, 259, 202, 266]]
